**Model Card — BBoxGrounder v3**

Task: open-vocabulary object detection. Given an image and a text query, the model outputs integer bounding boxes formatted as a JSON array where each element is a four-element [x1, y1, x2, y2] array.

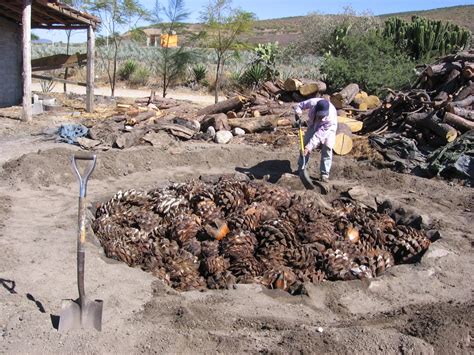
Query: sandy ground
[[31, 82, 225, 106], [0, 112, 473, 354]]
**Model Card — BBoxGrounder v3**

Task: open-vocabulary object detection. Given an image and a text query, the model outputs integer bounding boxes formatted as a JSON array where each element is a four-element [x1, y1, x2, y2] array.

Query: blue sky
[[35, 0, 473, 43]]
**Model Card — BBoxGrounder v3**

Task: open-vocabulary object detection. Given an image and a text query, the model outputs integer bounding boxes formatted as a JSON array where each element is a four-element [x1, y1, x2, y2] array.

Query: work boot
[[320, 175, 329, 183]]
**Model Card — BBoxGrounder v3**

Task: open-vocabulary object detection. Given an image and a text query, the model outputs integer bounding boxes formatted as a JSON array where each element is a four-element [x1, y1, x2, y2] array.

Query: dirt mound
[[0, 143, 294, 189]]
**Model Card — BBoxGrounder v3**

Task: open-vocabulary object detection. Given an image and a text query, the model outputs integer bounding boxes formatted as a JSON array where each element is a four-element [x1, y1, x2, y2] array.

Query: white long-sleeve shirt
[[294, 98, 338, 150]]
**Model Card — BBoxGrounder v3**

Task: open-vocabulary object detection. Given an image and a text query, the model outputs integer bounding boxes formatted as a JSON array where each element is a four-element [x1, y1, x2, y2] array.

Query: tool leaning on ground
[[297, 118, 315, 190], [297, 117, 328, 194], [58, 154, 103, 332]]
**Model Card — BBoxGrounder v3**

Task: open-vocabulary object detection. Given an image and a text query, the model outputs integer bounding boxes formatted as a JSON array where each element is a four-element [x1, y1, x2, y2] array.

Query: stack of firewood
[[357, 51, 474, 147]]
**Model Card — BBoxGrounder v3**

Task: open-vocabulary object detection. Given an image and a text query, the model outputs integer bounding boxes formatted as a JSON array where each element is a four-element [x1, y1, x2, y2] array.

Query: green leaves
[[321, 32, 416, 96]]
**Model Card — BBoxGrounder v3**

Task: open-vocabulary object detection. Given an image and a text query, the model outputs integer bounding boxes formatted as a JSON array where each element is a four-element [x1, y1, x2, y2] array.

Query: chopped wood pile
[[93, 177, 432, 294], [358, 51, 474, 148]]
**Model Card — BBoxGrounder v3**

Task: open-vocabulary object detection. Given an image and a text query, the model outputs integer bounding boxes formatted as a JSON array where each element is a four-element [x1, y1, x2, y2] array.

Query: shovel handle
[[72, 154, 96, 302], [72, 154, 97, 198]]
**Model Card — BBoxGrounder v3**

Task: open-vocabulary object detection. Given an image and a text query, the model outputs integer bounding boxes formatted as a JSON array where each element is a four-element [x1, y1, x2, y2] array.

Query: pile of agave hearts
[[93, 178, 431, 294]]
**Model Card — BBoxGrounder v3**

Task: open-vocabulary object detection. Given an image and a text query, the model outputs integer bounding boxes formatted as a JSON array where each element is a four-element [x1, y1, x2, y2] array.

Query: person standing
[[294, 98, 338, 182]]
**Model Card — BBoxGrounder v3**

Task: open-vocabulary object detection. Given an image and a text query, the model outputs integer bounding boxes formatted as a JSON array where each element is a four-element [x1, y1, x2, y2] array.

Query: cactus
[[383, 16, 471, 60]]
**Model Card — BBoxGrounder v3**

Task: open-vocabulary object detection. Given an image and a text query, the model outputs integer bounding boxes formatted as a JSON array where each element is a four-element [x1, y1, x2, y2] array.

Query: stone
[[232, 127, 245, 136], [77, 137, 101, 149], [206, 126, 216, 137], [31, 102, 43, 115], [215, 130, 233, 144]]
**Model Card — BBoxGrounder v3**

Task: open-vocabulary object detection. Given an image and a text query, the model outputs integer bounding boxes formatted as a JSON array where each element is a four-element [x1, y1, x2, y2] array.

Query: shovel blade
[[299, 168, 315, 190], [58, 298, 103, 332]]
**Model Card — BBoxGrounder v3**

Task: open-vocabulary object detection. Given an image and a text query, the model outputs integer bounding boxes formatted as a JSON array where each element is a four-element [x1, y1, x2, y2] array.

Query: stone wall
[[0, 17, 22, 108]]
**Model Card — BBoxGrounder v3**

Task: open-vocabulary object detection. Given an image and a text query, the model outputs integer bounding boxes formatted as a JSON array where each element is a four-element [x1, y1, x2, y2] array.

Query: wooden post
[[21, 0, 32, 122], [86, 25, 95, 113]]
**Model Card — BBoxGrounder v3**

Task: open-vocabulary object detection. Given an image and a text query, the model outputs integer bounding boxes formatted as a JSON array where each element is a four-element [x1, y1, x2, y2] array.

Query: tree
[[62, 0, 85, 93], [87, 0, 148, 97], [153, 0, 196, 98], [31, 33, 39, 41], [200, 0, 255, 103]]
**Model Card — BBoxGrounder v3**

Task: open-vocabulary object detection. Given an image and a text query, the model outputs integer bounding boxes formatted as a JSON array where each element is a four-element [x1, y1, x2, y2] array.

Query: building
[[0, 0, 100, 121]]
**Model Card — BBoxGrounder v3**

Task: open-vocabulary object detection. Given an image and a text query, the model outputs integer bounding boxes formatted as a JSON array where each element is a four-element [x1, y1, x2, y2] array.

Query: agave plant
[[241, 62, 267, 89], [192, 64, 208, 84], [118, 60, 138, 80]]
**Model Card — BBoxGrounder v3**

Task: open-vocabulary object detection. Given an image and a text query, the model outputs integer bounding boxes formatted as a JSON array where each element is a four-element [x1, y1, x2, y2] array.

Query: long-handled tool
[[298, 121, 315, 190], [59, 154, 103, 332]]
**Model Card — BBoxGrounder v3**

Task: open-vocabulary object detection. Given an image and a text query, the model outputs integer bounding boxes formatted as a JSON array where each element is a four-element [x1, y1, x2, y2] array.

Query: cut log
[[201, 113, 230, 131], [337, 116, 363, 133], [426, 61, 462, 77], [437, 69, 461, 94], [227, 115, 290, 133], [358, 102, 368, 111], [298, 81, 327, 96], [444, 112, 474, 133], [462, 63, 474, 79], [406, 113, 458, 143], [447, 104, 474, 121], [284, 78, 303, 92], [197, 96, 246, 116], [366, 95, 381, 109], [443, 52, 474, 63], [337, 109, 347, 117], [353, 91, 368, 105], [333, 123, 353, 155], [127, 110, 156, 125], [262, 81, 282, 96], [454, 82, 474, 101], [331, 84, 360, 109]]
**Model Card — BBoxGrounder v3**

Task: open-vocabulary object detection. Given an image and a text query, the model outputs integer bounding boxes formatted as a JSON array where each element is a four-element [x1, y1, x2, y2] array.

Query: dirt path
[[31, 82, 225, 106], [0, 115, 473, 354]]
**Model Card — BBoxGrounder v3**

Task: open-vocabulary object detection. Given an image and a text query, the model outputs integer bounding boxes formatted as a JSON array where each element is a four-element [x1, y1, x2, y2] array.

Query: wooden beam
[[32, 24, 89, 30], [32, 53, 87, 72], [32, 74, 87, 87], [22, 0, 32, 122], [86, 25, 95, 112]]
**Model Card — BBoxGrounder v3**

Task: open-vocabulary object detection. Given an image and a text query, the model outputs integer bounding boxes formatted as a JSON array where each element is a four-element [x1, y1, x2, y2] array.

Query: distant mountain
[[138, 5, 473, 47], [32, 39, 53, 44]]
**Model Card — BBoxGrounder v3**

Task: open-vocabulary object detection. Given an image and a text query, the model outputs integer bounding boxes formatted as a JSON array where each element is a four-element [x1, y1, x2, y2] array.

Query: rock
[[346, 186, 377, 210], [201, 113, 230, 132], [215, 130, 233, 144], [425, 247, 451, 259], [77, 137, 101, 149], [206, 126, 216, 137], [232, 127, 245, 136]]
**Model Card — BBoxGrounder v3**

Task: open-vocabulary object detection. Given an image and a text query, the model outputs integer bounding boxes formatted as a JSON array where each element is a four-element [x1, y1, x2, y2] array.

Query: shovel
[[58, 154, 103, 332], [298, 121, 315, 190]]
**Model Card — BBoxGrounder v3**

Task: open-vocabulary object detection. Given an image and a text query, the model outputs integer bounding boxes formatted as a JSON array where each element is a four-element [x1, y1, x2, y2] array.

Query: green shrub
[[118, 60, 138, 80], [191, 64, 208, 84], [321, 32, 416, 96], [129, 66, 150, 86]]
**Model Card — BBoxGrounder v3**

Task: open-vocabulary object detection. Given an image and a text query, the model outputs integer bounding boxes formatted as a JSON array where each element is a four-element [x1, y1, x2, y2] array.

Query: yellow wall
[[160, 34, 178, 48]]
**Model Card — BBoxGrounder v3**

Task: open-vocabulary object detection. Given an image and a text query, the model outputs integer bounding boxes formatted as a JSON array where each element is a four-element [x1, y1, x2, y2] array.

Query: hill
[[139, 5, 473, 47]]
